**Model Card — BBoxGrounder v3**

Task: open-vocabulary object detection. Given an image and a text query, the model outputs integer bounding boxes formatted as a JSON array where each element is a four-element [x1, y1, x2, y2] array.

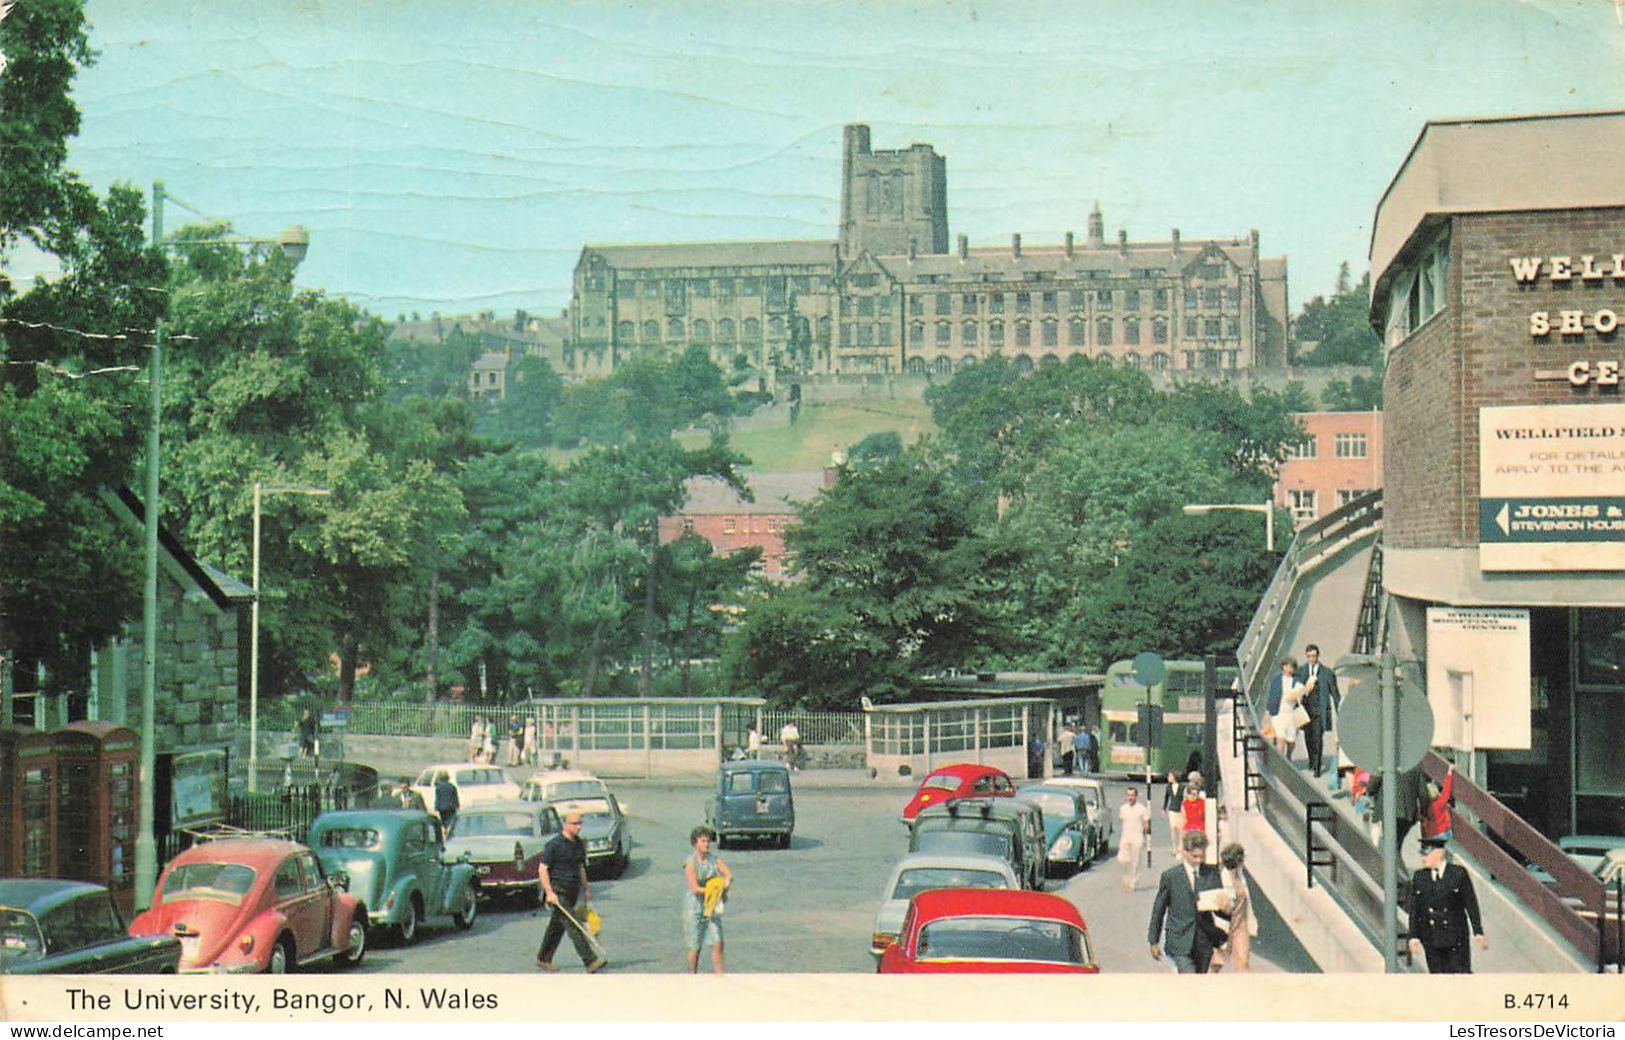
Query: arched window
[[616, 320, 635, 340], [1151, 352, 1171, 371], [1124, 352, 1143, 369], [667, 317, 685, 339], [817, 316, 831, 342], [1068, 317, 1086, 346], [1097, 351, 1113, 364], [1095, 317, 1113, 346], [769, 316, 785, 338], [989, 320, 1005, 348], [1124, 317, 1140, 345], [961, 355, 978, 369], [962, 320, 978, 346], [642, 319, 659, 340], [1013, 354, 1034, 374], [718, 318, 736, 340], [1039, 353, 1060, 367], [1152, 316, 1169, 344], [906, 356, 927, 374], [692, 318, 710, 340], [743, 317, 761, 339], [933, 356, 953, 376], [936, 322, 951, 347]]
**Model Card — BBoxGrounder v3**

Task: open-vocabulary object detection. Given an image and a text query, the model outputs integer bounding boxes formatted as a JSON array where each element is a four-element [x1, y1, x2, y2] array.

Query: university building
[[1275, 410, 1385, 527], [571, 125, 1290, 378], [1371, 110, 1625, 839]]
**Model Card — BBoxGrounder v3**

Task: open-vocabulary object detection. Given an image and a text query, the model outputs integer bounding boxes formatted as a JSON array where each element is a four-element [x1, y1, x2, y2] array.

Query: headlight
[[1050, 835, 1074, 856], [588, 839, 611, 851]]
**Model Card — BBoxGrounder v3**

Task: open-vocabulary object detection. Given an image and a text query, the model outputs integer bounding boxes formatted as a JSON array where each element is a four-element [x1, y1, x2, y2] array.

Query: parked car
[[444, 800, 561, 898], [1042, 776, 1113, 856], [871, 853, 1019, 957], [411, 764, 521, 819], [911, 798, 1047, 890], [518, 769, 632, 878], [1, 880, 180, 974], [1013, 784, 1099, 876], [309, 810, 478, 943], [128, 838, 367, 974], [1528, 834, 1625, 884], [900, 764, 1016, 823], [706, 760, 795, 848], [875, 888, 1098, 974]]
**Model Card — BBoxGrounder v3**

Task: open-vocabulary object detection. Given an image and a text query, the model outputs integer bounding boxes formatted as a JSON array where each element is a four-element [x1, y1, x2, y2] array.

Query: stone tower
[[838, 124, 949, 260]]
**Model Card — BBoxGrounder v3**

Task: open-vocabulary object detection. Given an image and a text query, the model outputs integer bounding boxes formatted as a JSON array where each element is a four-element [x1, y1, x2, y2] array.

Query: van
[[706, 760, 795, 848], [909, 798, 1047, 889]]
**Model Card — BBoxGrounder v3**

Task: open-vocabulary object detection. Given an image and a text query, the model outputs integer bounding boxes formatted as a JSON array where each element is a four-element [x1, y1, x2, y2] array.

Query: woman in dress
[[682, 826, 732, 974], [1272, 659, 1304, 757], [1181, 773, 1207, 836], [1212, 842, 1255, 972]]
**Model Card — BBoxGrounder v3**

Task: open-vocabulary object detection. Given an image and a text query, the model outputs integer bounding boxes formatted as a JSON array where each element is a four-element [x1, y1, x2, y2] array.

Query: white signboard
[[1425, 607, 1532, 751], [1478, 403, 1625, 571]]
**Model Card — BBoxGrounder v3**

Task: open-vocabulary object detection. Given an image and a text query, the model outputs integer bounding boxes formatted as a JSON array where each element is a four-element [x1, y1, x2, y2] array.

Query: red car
[[876, 888, 1098, 974], [901, 764, 1016, 823], [129, 838, 368, 974]]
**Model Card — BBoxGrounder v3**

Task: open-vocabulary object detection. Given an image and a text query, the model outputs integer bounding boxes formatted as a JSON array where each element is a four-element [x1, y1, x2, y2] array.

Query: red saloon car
[[875, 888, 1098, 974], [901, 764, 1016, 823], [129, 838, 368, 974]]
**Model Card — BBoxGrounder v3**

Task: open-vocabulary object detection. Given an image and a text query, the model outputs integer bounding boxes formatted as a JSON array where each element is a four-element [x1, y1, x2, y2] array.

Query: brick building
[[572, 125, 1289, 378], [658, 470, 833, 582], [1370, 110, 1625, 838], [1275, 410, 1384, 527]]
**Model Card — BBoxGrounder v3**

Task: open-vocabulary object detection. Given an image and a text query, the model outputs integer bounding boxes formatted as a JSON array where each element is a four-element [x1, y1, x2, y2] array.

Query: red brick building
[[659, 471, 834, 582], [1274, 411, 1384, 527], [1370, 110, 1625, 838]]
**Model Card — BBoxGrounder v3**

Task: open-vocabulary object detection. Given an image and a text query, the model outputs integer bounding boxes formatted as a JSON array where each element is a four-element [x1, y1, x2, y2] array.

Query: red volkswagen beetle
[[901, 764, 1015, 823], [876, 888, 1098, 974], [129, 838, 367, 974]]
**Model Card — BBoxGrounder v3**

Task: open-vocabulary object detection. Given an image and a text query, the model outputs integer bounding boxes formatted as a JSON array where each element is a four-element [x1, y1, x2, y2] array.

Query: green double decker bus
[[1098, 659, 1236, 778]]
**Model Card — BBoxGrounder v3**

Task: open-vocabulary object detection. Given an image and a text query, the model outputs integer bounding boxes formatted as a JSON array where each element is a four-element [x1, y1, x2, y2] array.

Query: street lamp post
[[1181, 501, 1275, 552], [250, 483, 330, 793], [137, 182, 310, 905]]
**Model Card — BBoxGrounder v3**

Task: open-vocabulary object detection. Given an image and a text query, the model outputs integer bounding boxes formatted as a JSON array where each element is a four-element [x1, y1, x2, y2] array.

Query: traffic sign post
[[1132, 652, 1164, 789]]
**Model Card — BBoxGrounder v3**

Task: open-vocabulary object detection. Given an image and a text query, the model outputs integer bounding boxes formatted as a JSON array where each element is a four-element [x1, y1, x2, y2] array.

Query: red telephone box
[[56, 722, 140, 915], [15, 729, 58, 879]]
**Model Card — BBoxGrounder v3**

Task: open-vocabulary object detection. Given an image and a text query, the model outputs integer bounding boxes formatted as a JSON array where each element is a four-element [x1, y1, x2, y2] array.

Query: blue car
[[1013, 785, 1099, 878], [1, 880, 180, 974], [309, 810, 479, 944], [706, 760, 795, 848]]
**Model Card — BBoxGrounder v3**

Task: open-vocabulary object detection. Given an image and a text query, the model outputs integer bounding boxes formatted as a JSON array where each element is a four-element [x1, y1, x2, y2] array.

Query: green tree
[[385, 326, 482, 401], [1323, 371, 1383, 411], [1295, 268, 1380, 367], [848, 431, 903, 468], [491, 353, 563, 448]]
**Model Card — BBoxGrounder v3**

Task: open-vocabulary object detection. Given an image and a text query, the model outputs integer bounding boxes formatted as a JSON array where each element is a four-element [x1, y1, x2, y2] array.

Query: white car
[[1041, 776, 1114, 855], [412, 763, 521, 819], [518, 769, 633, 877], [870, 852, 1020, 957]]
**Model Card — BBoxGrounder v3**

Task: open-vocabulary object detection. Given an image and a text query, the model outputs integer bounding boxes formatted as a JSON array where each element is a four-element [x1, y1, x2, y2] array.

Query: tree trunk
[[583, 619, 606, 698], [424, 568, 440, 704], [682, 586, 697, 697], [337, 633, 359, 705], [640, 524, 657, 695]]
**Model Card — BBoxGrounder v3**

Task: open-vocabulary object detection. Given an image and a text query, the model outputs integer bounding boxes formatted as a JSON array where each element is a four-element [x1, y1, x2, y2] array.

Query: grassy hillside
[[679, 398, 937, 471]]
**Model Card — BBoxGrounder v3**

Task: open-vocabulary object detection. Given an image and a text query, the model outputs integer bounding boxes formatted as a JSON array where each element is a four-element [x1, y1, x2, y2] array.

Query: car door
[[297, 852, 335, 954], [273, 854, 321, 959], [405, 819, 446, 912]]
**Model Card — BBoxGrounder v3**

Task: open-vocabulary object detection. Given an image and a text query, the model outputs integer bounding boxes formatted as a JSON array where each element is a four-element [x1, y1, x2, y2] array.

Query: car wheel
[[607, 847, 628, 879], [266, 937, 292, 975], [396, 898, 419, 945], [715, 832, 727, 849], [334, 918, 367, 967], [778, 833, 791, 850], [453, 892, 478, 931]]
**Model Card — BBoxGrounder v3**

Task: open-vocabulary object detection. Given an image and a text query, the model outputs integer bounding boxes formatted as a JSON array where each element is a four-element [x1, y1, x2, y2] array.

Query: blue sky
[[30, 1, 1625, 317]]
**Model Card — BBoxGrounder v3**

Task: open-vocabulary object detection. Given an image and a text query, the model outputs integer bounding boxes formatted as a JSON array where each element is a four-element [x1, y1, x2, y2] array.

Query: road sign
[[1335, 677, 1435, 773], [1131, 651, 1165, 687]]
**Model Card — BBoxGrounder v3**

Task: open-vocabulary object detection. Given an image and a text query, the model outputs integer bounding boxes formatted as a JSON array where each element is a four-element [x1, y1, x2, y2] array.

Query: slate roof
[[583, 240, 837, 271], [679, 471, 828, 515]]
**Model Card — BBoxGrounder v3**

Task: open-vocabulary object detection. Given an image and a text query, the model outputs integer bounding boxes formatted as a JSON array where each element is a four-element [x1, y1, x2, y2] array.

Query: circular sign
[[1335, 682, 1436, 773], [1131, 651, 1166, 687]]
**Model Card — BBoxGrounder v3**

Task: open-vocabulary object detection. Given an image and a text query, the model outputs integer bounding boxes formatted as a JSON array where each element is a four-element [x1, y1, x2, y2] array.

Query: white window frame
[[1334, 432, 1369, 459]]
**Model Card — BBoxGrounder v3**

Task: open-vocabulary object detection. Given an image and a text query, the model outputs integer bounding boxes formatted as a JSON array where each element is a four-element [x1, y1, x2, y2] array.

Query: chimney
[[958, 234, 969, 261], [1087, 202, 1104, 249], [1118, 229, 1128, 257], [1065, 232, 1075, 259], [1171, 228, 1181, 254], [1012, 233, 1022, 259]]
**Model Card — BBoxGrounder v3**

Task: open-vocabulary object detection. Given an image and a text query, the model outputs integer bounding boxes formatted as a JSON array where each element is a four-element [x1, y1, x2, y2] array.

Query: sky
[[18, 0, 1625, 319]]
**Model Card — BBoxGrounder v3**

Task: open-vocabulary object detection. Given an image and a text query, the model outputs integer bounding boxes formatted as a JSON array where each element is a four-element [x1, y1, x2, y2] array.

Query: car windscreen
[[1018, 792, 1076, 819], [451, 813, 536, 837], [916, 916, 1085, 965], [920, 774, 962, 791], [318, 828, 382, 850], [552, 797, 611, 815], [546, 781, 608, 800], [160, 863, 258, 906], [914, 830, 1009, 859], [456, 770, 507, 786], [892, 868, 1009, 901]]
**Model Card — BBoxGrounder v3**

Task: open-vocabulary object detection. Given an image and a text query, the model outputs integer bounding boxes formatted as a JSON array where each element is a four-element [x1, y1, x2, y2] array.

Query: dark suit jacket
[[1301, 662, 1341, 719], [1407, 863, 1483, 949], [1147, 861, 1226, 957]]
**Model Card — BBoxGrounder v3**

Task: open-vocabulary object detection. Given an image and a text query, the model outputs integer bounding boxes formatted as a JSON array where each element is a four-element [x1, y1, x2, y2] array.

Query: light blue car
[[1013, 785, 1099, 878]]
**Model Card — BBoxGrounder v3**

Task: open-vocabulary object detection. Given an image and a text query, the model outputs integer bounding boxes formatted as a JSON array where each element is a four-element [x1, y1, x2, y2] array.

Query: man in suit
[[1407, 836, 1487, 973], [1301, 643, 1342, 776], [1148, 830, 1227, 973]]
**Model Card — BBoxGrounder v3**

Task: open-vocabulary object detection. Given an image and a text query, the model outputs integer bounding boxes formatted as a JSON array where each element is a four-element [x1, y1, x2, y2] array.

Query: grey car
[[518, 770, 632, 878], [870, 853, 1020, 957]]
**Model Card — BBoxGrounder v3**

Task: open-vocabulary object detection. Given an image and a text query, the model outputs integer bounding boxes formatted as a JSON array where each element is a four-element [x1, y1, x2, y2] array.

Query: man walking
[[1117, 786, 1152, 891], [1301, 643, 1341, 776], [1407, 836, 1487, 973], [1059, 722, 1077, 776], [1147, 830, 1226, 973], [537, 812, 607, 973], [1074, 725, 1094, 776], [432, 770, 459, 837]]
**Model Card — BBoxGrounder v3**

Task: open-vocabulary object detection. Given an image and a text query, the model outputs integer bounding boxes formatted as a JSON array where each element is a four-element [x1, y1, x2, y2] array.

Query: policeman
[[1406, 836, 1487, 973]]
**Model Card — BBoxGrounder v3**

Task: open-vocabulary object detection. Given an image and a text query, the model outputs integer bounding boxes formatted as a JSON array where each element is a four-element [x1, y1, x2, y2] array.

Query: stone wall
[[110, 575, 241, 755]]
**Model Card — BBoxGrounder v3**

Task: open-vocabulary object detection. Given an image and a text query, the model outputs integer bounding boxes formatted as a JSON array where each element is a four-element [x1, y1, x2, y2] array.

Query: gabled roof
[[103, 487, 254, 610], [679, 471, 827, 516], [582, 240, 837, 271]]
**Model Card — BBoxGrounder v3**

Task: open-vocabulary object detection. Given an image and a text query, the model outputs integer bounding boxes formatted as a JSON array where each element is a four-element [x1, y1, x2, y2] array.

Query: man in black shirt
[[536, 812, 606, 972]]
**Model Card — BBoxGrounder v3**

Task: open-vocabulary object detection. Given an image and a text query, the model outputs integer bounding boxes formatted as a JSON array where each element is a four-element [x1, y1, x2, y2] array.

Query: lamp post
[[1181, 501, 1275, 552], [137, 182, 310, 906], [250, 483, 330, 792]]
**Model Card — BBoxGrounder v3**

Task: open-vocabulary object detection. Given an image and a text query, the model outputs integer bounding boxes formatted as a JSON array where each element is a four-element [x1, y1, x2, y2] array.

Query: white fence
[[328, 701, 865, 746]]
